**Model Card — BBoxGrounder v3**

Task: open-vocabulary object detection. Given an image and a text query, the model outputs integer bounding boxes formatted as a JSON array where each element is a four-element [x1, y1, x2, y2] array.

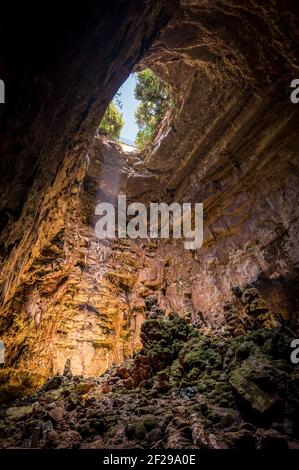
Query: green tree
[[134, 69, 170, 149], [99, 102, 124, 141]]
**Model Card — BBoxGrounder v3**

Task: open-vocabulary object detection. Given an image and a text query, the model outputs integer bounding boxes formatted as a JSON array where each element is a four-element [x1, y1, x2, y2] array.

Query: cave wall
[[0, 0, 298, 395], [0, 0, 178, 391], [121, 0, 299, 326]]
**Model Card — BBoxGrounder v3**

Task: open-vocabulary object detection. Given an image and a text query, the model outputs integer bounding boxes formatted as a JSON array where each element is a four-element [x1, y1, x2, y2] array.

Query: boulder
[[6, 405, 34, 421]]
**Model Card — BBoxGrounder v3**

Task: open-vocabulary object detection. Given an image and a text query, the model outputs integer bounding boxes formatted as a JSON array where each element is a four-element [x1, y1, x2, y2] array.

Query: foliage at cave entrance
[[134, 69, 171, 150], [98, 102, 124, 141]]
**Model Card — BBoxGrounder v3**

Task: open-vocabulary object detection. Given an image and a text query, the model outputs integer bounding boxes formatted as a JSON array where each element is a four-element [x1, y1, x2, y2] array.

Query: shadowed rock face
[[123, 0, 299, 325], [0, 0, 298, 410]]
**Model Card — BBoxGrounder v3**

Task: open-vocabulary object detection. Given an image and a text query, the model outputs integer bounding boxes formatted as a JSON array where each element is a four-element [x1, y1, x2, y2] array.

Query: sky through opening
[[114, 73, 139, 146]]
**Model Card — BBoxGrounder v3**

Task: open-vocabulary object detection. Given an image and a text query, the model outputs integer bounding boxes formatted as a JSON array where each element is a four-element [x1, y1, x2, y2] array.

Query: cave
[[0, 0, 299, 451]]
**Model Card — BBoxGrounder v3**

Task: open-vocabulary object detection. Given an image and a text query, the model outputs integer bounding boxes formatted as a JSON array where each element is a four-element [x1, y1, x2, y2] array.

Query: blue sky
[[114, 73, 139, 144]]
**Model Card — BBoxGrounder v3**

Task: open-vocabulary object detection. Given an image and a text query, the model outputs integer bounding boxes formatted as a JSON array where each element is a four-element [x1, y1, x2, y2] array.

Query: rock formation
[[0, 0, 298, 449], [0, 300, 298, 449]]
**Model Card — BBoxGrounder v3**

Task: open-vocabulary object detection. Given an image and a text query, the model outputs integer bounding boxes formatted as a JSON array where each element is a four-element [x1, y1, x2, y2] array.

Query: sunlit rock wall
[[0, 0, 178, 395]]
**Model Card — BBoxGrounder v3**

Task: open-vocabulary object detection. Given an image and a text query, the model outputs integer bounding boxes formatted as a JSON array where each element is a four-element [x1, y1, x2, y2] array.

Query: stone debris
[[0, 298, 298, 449]]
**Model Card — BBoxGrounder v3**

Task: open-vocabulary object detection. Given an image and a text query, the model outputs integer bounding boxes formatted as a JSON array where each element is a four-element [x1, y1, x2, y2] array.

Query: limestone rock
[[6, 405, 34, 421]]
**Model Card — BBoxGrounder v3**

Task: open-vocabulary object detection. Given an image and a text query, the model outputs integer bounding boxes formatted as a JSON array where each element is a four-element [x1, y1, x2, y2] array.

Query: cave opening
[[0, 0, 299, 451], [98, 68, 172, 152]]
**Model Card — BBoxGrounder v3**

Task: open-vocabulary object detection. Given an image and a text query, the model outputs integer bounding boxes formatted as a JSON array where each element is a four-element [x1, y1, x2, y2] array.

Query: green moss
[[169, 359, 184, 386], [167, 314, 192, 341], [171, 339, 184, 357], [178, 337, 222, 372], [197, 382, 208, 393], [134, 422, 147, 440], [236, 341, 256, 359], [141, 319, 170, 345], [218, 397, 233, 408], [187, 367, 200, 382], [179, 347, 204, 370], [180, 378, 189, 388], [146, 342, 172, 371], [143, 416, 157, 431], [210, 370, 222, 379], [126, 416, 156, 441]]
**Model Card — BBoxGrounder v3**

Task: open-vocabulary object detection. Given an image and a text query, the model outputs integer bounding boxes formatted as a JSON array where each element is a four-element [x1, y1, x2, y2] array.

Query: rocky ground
[[0, 296, 298, 449]]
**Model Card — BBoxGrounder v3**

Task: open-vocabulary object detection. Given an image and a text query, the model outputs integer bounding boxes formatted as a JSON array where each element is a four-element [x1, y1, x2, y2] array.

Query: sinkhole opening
[[98, 69, 172, 151]]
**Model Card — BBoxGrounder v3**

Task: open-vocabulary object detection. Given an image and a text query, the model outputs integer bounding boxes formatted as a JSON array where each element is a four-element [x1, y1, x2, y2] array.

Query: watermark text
[[95, 195, 203, 250]]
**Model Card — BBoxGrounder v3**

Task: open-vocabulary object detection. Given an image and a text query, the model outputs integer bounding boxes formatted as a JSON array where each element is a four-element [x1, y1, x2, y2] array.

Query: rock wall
[[122, 0, 299, 326], [0, 0, 178, 393], [0, 0, 299, 397]]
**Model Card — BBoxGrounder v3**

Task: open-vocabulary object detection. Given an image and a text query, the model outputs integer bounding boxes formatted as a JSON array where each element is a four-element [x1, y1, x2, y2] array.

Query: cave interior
[[0, 0, 299, 450]]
